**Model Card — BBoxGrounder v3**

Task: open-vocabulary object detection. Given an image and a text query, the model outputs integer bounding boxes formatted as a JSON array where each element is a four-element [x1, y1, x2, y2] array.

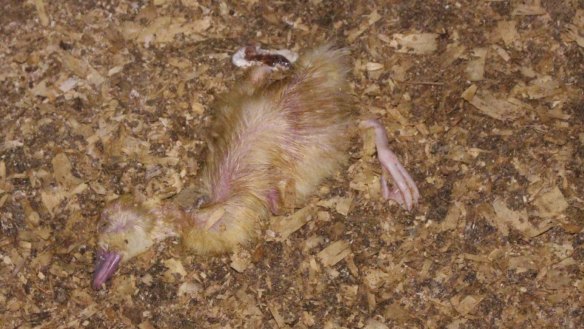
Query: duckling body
[[93, 45, 419, 289]]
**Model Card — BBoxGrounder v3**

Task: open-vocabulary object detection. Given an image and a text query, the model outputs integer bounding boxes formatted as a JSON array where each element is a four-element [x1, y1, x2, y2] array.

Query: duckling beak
[[92, 248, 122, 290]]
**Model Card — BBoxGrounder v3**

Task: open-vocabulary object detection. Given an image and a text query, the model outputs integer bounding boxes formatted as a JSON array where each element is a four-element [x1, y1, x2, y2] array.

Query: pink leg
[[361, 119, 420, 211]]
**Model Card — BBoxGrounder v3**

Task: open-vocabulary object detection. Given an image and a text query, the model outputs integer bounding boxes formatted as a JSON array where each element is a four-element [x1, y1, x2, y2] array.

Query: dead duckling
[[93, 45, 419, 290]]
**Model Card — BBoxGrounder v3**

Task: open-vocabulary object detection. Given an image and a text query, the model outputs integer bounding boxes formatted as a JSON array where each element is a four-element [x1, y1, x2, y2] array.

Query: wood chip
[[177, 281, 202, 298], [163, 258, 186, 282], [465, 91, 525, 121], [493, 44, 511, 62], [465, 48, 487, 81], [269, 205, 314, 240], [364, 318, 389, 329], [390, 33, 438, 54], [58, 77, 78, 93], [33, 0, 49, 26], [60, 52, 105, 87], [532, 185, 568, 218], [384, 302, 412, 322], [515, 76, 562, 100], [451, 294, 484, 315], [491, 198, 554, 238], [365, 62, 384, 71], [564, 24, 584, 48], [139, 321, 157, 329], [495, 21, 518, 46], [335, 196, 353, 216], [363, 267, 390, 291], [512, 5, 546, 16], [230, 248, 252, 273], [347, 10, 381, 42], [317, 240, 351, 267], [440, 201, 465, 231], [268, 302, 287, 328], [52, 153, 83, 188], [40, 186, 68, 216]]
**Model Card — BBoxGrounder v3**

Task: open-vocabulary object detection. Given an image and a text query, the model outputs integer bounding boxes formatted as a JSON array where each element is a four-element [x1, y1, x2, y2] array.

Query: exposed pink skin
[[92, 248, 122, 290], [267, 188, 280, 215], [361, 119, 420, 210]]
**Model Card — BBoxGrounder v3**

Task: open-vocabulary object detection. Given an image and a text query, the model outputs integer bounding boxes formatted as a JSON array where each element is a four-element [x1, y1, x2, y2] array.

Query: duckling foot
[[360, 119, 420, 211]]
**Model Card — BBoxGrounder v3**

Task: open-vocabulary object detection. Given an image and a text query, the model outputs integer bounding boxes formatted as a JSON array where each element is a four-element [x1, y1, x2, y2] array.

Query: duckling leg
[[360, 119, 420, 211]]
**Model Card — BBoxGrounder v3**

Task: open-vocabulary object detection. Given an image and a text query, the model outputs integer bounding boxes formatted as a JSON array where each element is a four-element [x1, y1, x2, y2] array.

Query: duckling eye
[[124, 239, 129, 244]]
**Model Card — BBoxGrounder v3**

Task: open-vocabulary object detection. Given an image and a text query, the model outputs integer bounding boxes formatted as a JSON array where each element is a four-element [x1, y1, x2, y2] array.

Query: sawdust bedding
[[1, 1, 583, 328]]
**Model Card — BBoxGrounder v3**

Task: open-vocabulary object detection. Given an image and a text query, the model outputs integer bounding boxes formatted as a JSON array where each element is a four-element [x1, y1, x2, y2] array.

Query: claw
[[361, 119, 420, 210]]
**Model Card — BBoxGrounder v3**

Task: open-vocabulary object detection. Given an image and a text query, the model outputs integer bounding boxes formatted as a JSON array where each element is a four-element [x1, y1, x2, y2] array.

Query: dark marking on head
[[244, 46, 292, 68]]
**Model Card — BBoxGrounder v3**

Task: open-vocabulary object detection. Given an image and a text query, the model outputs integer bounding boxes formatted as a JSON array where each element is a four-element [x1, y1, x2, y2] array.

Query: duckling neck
[[148, 202, 185, 241]]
